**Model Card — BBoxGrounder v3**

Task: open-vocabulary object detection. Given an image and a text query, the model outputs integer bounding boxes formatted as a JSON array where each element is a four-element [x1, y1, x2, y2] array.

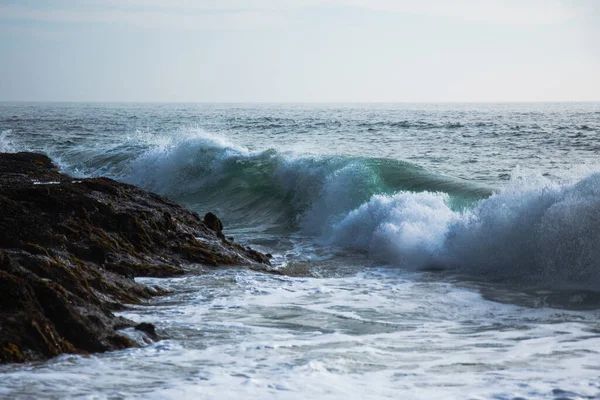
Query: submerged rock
[[0, 152, 271, 364]]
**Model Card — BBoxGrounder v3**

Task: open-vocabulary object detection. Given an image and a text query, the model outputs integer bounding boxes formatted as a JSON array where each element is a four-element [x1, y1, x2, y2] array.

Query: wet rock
[[0, 152, 271, 364], [203, 212, 224, 239], [134, 323, 157, 340]]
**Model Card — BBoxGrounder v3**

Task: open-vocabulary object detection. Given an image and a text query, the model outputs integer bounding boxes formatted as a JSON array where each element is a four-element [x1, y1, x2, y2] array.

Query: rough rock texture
[[0, 152, 271, 363]]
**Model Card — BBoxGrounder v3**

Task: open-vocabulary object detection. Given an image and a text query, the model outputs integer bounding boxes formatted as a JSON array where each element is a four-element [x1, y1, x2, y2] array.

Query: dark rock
[[0, 152, 271, 364], [134, 323, 157, 339], [203, 212, 224, 239]]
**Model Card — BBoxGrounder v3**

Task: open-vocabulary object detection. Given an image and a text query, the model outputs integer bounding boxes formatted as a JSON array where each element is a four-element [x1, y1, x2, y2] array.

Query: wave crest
[[114, 130, 488, 231]]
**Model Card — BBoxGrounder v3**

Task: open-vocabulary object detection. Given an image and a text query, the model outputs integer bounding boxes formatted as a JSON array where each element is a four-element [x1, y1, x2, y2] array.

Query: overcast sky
[[0, 0, 599, 102]]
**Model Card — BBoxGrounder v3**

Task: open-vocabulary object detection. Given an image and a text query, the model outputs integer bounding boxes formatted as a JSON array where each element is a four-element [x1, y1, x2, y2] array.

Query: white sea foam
[[326, 191, 455, 268], [3, 269, 599, 399], [326, 173, 600, 287]]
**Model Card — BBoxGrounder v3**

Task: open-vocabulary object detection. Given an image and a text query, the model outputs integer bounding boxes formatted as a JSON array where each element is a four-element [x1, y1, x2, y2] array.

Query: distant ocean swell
[[220, 117, 597, 132], [4, 129, 600, 288]]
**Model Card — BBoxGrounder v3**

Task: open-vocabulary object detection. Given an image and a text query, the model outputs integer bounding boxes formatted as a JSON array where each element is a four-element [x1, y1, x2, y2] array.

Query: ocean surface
[[1, 102, 600, 399]]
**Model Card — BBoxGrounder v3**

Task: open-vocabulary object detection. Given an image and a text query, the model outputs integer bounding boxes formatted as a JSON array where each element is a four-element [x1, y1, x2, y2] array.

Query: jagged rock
[[0, 152, 271, 364]]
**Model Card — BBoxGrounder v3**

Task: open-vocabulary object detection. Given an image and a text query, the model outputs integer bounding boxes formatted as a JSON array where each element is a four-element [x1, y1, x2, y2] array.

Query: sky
[[0, 0, 599, 102]]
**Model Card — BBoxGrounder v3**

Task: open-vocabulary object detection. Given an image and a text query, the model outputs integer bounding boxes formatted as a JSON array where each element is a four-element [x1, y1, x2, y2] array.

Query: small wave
[[358, 121, 467, 130], [557, 125, 596, 132], [230, 116, 299, 130], [390, 121, 420, 128]]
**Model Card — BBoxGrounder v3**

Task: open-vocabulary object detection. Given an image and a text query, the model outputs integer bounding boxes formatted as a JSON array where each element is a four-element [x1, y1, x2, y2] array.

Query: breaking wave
[[108, 131, 490, 232], [104, 131, 600, 288], [327, 174, 600, 288], [6, 128, 600, 288]]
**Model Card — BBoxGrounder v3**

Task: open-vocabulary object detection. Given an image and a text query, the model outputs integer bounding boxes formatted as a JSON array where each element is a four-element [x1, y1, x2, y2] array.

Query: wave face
[[109, 131, 490, 233]]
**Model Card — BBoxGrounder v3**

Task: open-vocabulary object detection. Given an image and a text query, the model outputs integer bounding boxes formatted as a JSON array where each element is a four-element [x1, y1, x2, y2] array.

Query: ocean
[[1, 102, 600, 399]]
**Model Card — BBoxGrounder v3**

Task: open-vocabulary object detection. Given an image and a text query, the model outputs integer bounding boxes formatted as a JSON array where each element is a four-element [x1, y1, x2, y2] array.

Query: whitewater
[[1, 102, 600, 399]]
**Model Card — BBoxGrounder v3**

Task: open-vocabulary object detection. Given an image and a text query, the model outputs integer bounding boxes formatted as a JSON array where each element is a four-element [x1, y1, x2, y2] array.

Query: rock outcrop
[[0, 152, 271, 363]]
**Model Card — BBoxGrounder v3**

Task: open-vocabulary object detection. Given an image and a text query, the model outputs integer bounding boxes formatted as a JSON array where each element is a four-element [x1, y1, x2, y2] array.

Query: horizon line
[[2, 100, 600, 104]]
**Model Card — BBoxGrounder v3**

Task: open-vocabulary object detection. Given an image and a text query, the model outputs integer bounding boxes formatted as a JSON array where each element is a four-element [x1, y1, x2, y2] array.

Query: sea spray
[[326, 173, 600, 288], [326, 191, 455, 268]]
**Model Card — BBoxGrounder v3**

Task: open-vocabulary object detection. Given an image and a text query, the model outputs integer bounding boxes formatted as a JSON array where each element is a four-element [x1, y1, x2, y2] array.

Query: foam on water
[[327, 172, 600, 288], [2, 269, 599, 399], [0, 130, 15, 152]]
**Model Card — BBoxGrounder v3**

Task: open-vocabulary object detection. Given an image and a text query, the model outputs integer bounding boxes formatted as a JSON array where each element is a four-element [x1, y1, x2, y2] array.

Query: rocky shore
[[0, 152, 271, 364]]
